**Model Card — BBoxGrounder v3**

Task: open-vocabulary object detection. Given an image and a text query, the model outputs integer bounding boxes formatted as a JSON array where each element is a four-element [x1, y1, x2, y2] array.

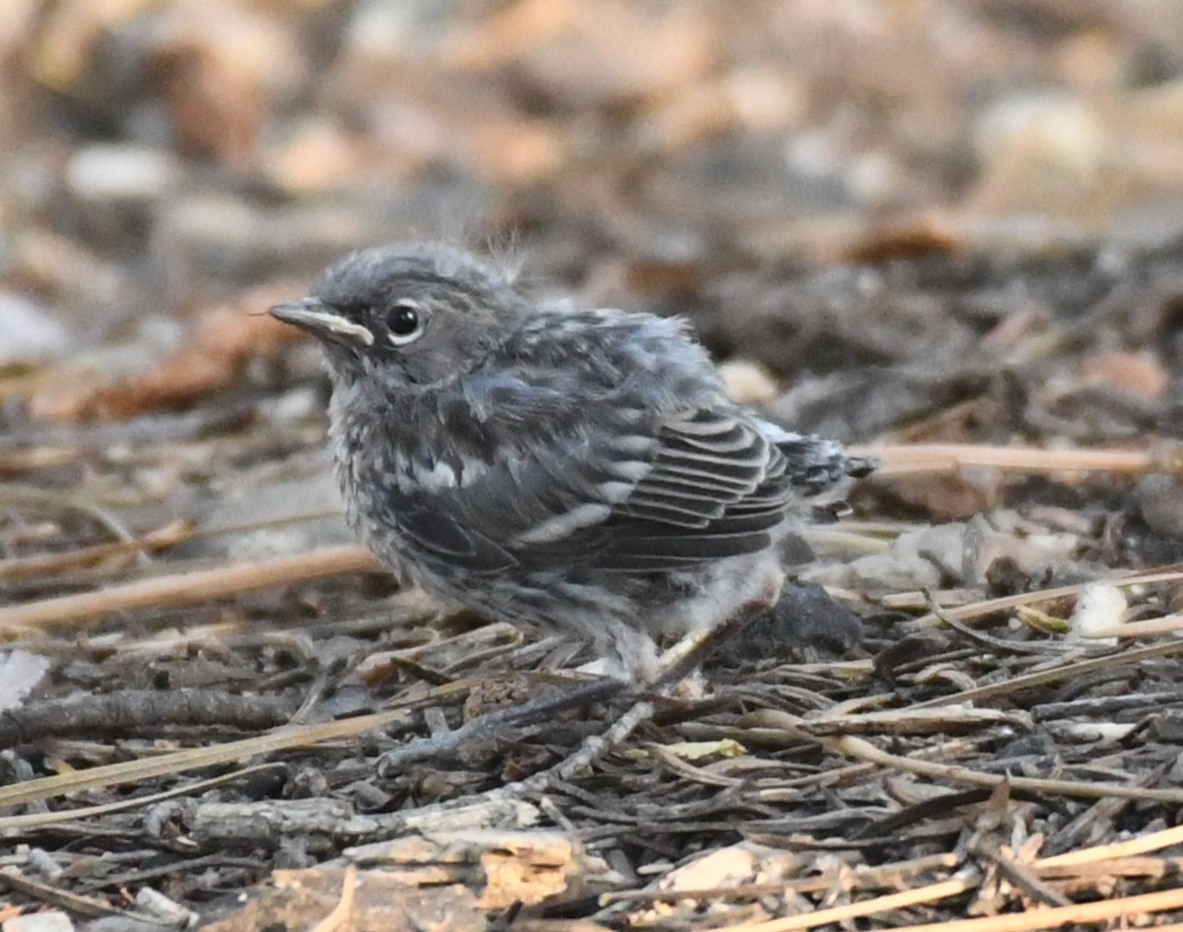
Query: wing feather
[[386, 407, 859, 577]]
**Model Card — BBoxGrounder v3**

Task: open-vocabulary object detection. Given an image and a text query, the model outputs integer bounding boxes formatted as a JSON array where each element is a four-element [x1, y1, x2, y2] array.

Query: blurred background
[[5, 0, 1183, 496]]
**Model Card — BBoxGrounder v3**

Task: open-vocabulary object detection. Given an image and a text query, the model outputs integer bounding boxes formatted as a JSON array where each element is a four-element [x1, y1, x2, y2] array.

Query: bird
[[269, 243, 871, 684]]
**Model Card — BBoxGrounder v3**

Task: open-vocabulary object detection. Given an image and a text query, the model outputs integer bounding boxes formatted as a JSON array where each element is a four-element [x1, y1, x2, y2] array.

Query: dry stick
[[599, 853, 961, 907], [747, 708, 1183, 802], [1036, 856, 1183, 880], [906, 565, 1183, 630], [720, 883, 1183, 932], [0, 866, 153, 922], [908, 639, 1183, 710], [967, 838, 1070, 909], [7, 546, 1176, 639], [0, 544, 379, 631], [0, 520, 191, 581], [851, 887, 1183, 932], [1038, 823, 1183, 869], [922, 589, 1064, 656], [848, 442, 1179, 475], [0, 707, 411, 814], [0, 510, 344, 582], [0, 688, 299, 748], [826, 732, 1183, 804], [1084, 612, 1183, 639], [0, 763, 288, 831], [309, 865, 356, 932], [716, 871, 980, 932]]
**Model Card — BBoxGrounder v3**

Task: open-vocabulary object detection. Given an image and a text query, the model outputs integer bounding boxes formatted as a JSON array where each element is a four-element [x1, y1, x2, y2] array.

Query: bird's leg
[[528, 577, 785, 783], [377, 673, 626, 777], [648, 576, 783, 692], [378, 578, 782, 778]]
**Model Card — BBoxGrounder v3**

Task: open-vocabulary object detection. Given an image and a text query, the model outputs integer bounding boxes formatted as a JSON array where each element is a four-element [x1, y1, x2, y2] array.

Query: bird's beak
[[268, 297, 374, 347]]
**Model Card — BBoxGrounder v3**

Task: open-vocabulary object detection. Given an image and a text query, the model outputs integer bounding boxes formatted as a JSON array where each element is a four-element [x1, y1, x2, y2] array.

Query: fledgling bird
[[270, 244, 871, 683]]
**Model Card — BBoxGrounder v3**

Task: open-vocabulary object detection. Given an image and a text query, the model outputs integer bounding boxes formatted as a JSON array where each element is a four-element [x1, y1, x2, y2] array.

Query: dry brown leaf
[[461, 117, 562, 184], [33, 0, 155, 90], [266, 118, 363, 192], [441, 0, 577, 71], [30, 284, 303, 422], [450, 0, 717, 108], [1079, 349, 1168, 402], [846, 214, 960, 264], [878, 473, 996, 522]]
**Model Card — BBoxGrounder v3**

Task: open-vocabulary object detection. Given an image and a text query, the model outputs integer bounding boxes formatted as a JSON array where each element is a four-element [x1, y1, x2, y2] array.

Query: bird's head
[[269, 244, 528, 390]]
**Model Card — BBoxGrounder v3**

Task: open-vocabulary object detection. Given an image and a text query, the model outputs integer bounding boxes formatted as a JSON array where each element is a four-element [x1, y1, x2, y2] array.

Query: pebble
[[0, 292, 69, 365], [65, 144, 180, 203]]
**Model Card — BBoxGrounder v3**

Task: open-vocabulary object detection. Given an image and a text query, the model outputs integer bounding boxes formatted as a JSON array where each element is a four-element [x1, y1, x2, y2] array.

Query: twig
[[310, 865, 356, 932], [968, 838, 1070, 908], [828, 733, 1183, 804], [1082, 612, 1183, 639], [1038, 823, 1183, 868], [0, 763, 288, 831], [907, 565, 1183, 630], [716, 870, 981, 931], [849, 442, 1180, 476], [0, 511, 343, 582], [0, 520, 190, 581], [908, 639, 1183, 709], [719, 880, 1183, 932], [0, 688, 300, 749], [0, 706, 415, 814], [598, 852, 960, 906], [375, 676, 626, 776], [922, 589, 1067, 656], [854, 886, 1183, 932], [0, 544, 380, 631], [0, 866, 155, 922]]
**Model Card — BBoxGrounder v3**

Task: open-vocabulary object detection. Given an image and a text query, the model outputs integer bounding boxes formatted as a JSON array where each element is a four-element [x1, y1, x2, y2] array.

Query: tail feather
[[757, 422, 876, 497]]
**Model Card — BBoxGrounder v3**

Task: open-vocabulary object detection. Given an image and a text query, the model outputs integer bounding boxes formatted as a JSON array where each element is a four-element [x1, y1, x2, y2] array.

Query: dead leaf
[[29, 284, 303, 422], [661, 739, 746, 761], [1080, 349, 1168, 402]]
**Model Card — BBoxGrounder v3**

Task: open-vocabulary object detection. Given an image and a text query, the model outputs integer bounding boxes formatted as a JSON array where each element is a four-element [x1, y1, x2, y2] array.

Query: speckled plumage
[[271, 243, 870, 680]]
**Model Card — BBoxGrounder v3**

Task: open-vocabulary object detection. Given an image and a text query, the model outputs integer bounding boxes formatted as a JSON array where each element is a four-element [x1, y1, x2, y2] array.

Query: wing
[[384, 307, 870, 577], [595, 409, 792, 571], [389, 407, 860, 577]]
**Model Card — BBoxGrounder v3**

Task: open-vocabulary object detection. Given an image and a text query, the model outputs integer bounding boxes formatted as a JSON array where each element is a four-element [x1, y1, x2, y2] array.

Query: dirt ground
[[3, 2, 1183, 929]]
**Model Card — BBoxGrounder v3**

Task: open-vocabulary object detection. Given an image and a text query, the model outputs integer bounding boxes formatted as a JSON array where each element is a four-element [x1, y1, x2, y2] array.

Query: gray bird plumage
[[270, 243, 871, 680]]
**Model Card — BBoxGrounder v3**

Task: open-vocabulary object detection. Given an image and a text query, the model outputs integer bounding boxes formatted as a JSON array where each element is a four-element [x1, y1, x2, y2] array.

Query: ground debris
[[4, 2, 1183, 929]]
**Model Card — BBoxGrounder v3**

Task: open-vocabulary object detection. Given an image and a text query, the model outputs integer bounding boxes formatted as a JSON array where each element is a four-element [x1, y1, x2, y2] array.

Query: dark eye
[[384, 301, 426, 346]]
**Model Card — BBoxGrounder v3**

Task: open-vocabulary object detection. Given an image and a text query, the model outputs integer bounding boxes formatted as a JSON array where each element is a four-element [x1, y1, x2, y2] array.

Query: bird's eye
[[384, 301, 426, 346]]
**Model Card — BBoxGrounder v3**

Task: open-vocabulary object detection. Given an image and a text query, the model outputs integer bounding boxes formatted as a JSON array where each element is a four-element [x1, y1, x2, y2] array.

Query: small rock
[[1080, 349, 1168, 403], [718, 583, 863, 662], [1135, 474, 1183, 539], [66, 144, 180, 203], [134, 888, 198, 927], [1067, 582, 1127, 646], [0, 650, 52, 713], [1, 910, 74, 932], [718, 359, 778, 404], [0, 292, 69, 365]]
